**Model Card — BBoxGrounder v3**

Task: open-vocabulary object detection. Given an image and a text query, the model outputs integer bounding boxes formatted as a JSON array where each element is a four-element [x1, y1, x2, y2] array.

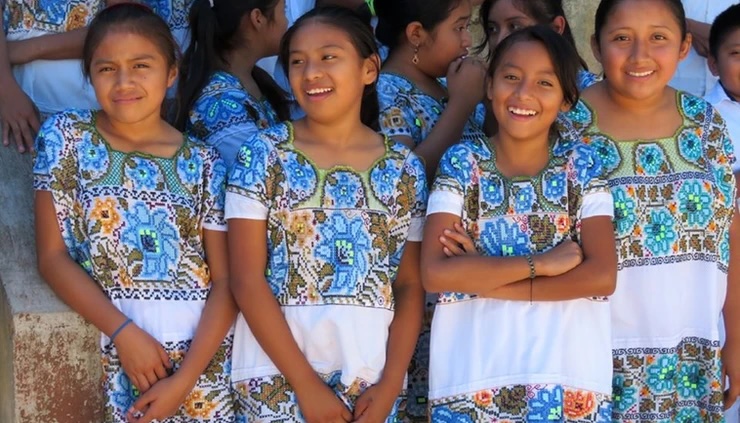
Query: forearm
[[380, 280, 424, 390], [422, 254, 532, 294], [7, 29, 87, 64], [0, 23, 15, 84], [173, 279, 239, 384], [725, 213, 740, 345], [38, 253, 128, 336], [232, 274, 321, 391], [482, 255, 617, 301]]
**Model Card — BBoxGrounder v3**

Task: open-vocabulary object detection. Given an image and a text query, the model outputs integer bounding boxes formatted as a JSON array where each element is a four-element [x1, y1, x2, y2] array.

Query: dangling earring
[[412, 45, 419, 65]]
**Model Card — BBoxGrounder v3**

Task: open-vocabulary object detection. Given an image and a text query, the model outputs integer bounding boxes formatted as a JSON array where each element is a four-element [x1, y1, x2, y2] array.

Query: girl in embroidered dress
[[176, 0, 290, 166], [422, 26, 617, 421], [33, 4, 237, 422], [476, 0, 598, 91], [562, 0, 739, 420], [225, 6, 426, 422]]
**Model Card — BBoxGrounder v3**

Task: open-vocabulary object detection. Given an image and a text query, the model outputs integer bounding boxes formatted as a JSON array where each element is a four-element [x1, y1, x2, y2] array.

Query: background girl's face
[[594, 0, 690, 101], [419, 0, 473, 77], [487, 0, 536, 49], [488, 40, 566, 142], [265, 0, 288, 56], [90, 30, 176, 124]]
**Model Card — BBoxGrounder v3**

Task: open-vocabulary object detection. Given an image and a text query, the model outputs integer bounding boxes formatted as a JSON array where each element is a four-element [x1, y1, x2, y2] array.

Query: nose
[[302, 58, 323, 81], [462, 28, 473, 49], [115, 67, 134, 88], [630, 38, 649, 62], [514, 78, 535, 99]]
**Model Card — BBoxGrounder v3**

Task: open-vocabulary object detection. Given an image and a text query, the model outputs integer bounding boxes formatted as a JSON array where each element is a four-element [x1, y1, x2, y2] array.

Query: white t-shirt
[[705, 81, 740, 173]]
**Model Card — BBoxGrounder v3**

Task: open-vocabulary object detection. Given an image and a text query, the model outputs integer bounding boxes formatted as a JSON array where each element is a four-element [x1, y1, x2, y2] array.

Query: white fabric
[[427, 186, 615, 400], [225, 191, 269, 220], [407, 217, 425, 242], [231, 306, 393, 386], [670, 1, 735, 97], [705, 81, 740, 173]]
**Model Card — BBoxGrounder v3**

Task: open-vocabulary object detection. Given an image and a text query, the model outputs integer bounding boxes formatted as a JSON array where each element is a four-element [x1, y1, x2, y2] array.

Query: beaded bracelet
[[110, 318, 133, 344], [526, 254, 536, 304]]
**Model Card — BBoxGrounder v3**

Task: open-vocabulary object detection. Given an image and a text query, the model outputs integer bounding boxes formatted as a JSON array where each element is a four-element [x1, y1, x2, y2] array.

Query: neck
[[99, 110, 165, 145], [384, 48, 439, 90], [223, 43, 261, 91], [298, 112, 367, 149], [721, 82, 739, 102], [604, 83, 673, 116], [494, 130, 551, 177]]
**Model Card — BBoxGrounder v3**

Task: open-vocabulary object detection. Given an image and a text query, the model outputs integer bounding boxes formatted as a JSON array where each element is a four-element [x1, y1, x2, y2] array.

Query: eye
[[653, 33, 667, 41], [133, 63, 150, 69], [290, 58, 304, 66], [488, 24, 499, 35], [322, 54, 336, 60], [98, 66, 115, 73], [510, 23, 524, 31], [538, 80, 554, 87], [503, 74, 519, 81], [613, 35, 630, 42]]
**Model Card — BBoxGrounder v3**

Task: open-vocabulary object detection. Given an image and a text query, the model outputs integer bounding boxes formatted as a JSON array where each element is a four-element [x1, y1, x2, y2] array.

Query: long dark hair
[[477, 0, 588, 70], [175, 0, 289, 130], [594, 0, 687, 45], [374, 0, 462, 51], [279, 6, 381, 131]]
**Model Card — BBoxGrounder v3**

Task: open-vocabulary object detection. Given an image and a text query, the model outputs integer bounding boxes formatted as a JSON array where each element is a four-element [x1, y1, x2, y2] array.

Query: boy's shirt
[[705, 81, 740, 173]]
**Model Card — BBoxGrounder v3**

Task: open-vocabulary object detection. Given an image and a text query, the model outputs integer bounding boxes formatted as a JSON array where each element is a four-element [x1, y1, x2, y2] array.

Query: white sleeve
[[580, 191, 614, 219], [225, 191, 268, 220], [426, 190, 464, 217]]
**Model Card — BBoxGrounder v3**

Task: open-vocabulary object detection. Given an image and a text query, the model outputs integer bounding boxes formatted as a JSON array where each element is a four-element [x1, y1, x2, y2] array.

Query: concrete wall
[[0, 1, 600, 421]]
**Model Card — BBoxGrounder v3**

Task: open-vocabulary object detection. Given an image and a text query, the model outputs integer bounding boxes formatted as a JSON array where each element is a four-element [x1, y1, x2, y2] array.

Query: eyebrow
[[92, 54, 156, 65], [499, 63, 556, 76], [607, 25, 676, 33], [289, 44, 346, 54], [455, 15, 470, 23]]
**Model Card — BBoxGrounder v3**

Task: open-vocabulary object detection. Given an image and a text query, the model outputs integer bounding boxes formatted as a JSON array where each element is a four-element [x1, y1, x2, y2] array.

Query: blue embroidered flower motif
[[430, 407, 474, 423], [678, 130, 703, 163], [527, 385, 563, 421], [714, 167, 735, 208], [677, 362, 708, 399], [645, 209, 677, 256], [265, 237, 288, 296], [440, 146, 473, 187], [121, 202, 180, 280], [326, 171, 364, 208], [612, 187, 637, 235], [675, 407, 703, 423], [596, 401, 613, 422], [176, 150, 204, 185], [542, 171, 567, 202], [678, 181, 712, 227], [481, 176, 504, 207], [480, 219, 530, 257], [512, 182, 535, 213], [231, 139, 268, 189], [38, 0, 67, 25], [578, 70, 599, 90], [636, 144, 668, 175], [681, 94, 704, 119], [646, 354, 678, 393], [370, 159, 402, 204], [109, 372, 135, 411], [566, 101, 592, 125], [572, 144, 602, 184], [79, 133, 109, 172], [209, 157, 228, 200], [34, 124, 64, 176], [612, 374, 637, 413], [720, 231, 730, 266], [589, 137, 621, 175], [286, 153, 317, 195], [126, 157, 160, 191], [315, 213, 371, 296]]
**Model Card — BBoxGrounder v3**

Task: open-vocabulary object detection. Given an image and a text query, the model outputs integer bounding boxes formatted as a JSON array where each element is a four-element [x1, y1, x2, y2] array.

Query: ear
[[405, 21, 426, 48], [707, 54, 720, 77], [678, 32, 692, 61], [551, 16, 566, 35], [590, 34, 602, 64], [361, 53, 381, 86], [560, 99, 573, 113], [486, 73, 495, 101], [249, 8, 266, 29], [167, 65, 178, 88]]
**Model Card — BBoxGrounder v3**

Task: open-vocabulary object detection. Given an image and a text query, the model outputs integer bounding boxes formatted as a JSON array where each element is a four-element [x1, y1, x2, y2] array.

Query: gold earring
[[412, 45, 419, 65]]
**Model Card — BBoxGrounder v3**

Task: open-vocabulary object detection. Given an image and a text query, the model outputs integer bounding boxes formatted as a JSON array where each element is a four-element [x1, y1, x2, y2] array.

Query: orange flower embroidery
[[564, 390, 596, 419], [66, 5, 89, 31], [184, 389, 218, 418], [90, 198, 121, 235], [473, 390, 493, 407], [289, 211, 316, 248]]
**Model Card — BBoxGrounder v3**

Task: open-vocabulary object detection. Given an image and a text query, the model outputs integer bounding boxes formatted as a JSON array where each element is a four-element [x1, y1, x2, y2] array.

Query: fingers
[[17, 119, 34, 153], [158, 346, 172, 369], [10, 121, 26, 153], [340, 405, 353, 422], [144, 371, 159, 390], [127, 390, 154, 423], [154, 363, 169, 380], [2, 120, 9, 147], [134, 374, 151, 393], [440, 236, 465, 257], [353, 395, 369, 419]]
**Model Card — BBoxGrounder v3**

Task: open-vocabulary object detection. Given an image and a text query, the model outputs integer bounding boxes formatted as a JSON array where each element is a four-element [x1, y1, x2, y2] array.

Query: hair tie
[[209, 0, 214, 8]]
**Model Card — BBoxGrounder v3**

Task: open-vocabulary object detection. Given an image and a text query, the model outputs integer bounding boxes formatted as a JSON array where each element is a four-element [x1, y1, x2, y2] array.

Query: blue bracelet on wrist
[[109, 318, 133, 344]]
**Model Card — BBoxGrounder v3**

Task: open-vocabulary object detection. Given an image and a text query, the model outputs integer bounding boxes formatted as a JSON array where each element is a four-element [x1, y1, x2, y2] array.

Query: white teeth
[[508, 107, 537, 116], [306, 88, 332, 95], [628, 70, 654, 77]]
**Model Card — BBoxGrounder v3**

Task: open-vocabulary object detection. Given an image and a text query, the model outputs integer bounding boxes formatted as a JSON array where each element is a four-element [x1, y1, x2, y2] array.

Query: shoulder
[[677, 90, 717, 122], [554, 136, 604, 184], [192, 72, 252, 111], [377, 73, 414, 100]]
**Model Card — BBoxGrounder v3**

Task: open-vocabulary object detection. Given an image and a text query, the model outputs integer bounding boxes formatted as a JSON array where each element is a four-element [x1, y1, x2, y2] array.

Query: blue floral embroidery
[[481, 176, 504, 207], [266, 239, 289, 296], [542, 171, 567, 202], [596, 401, 613, 422], [430, 407, 474, 423], [33, 125, 63, 175], [109, 373, 135, 411], [480, 220, 530, 257], [370, 158, 403, 203], [612, 187, 637, 235], [572, 144, 602, 185], [79, 133, 108, 172], [121, 202, 180, 280], [232, 140, 268, 189], [512, 183, 535, 213], [675, 407, 703, 423], [636, 144, 668, 175], [326, 172, 364, 208], [713, 167, 735, 208], [681, 95, 704, 119], [176, 151, 204, 185], [315, 213, 371, 296], [720, 232, 730, 266], [440, 146, 474, 187], [589, 137, 621, 174], [645, 209, 677, 256], [126, 157, 160, 191], [646, 354, 678, 393], [612, 374, 637, 412], [677, 362, 708, 399], [678, 130, 703, 162], [678, 181, 712, 227], [527, 385, 563, 421], [286, 153, 317, 195]]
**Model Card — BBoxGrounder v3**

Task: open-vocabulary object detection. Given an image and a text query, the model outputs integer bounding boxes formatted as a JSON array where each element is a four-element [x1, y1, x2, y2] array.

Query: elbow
[[592, 261, 617, 297], [421, 259, 450, 293]]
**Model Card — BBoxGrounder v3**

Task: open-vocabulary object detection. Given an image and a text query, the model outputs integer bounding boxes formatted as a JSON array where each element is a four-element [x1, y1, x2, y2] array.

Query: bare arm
[[228, 218, 353, 422], [0, 17, 39, 152], [686, 18, 710, 58], [7, 28, 87, 65], [420, 213, 583, 294]]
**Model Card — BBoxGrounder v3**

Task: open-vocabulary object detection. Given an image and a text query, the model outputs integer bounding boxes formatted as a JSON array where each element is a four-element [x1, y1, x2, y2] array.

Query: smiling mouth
[[627, 70, 654, 77], [508, 106, 538, 116], [306, 88, 333, 95]]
